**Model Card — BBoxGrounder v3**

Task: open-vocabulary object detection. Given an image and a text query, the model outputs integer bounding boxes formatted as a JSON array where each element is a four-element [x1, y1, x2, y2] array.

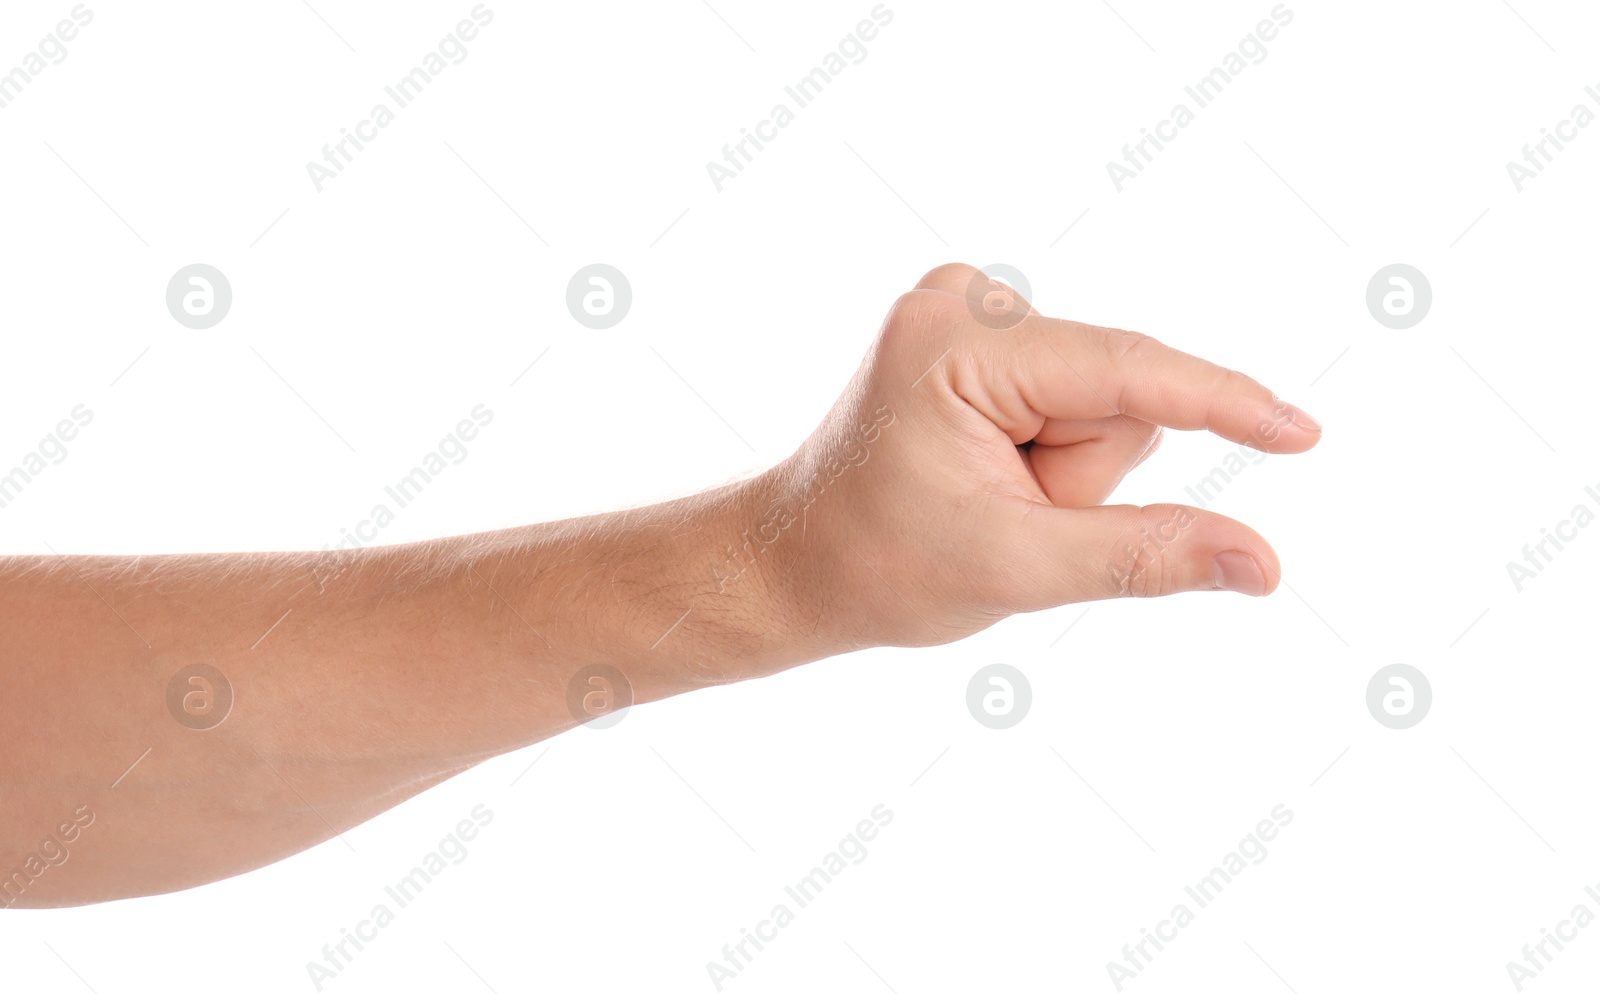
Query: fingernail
[[1281, 402, 1321, 433], [1212, 551, 1267, 596]]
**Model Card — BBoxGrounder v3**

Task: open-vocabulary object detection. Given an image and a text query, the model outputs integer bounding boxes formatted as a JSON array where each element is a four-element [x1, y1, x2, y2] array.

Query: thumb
[[1010, 502, 1281, 606]]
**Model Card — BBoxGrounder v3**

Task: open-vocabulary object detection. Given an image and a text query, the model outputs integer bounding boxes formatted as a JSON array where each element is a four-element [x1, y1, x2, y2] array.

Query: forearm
[[0, 466, 812, 907]]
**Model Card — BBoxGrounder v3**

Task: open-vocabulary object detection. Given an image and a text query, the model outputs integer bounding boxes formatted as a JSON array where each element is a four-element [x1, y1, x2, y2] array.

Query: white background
[[2, 0, 1597, 991]]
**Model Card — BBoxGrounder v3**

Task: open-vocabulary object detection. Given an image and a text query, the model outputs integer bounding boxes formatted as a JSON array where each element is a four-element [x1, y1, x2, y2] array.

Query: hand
[[761, 263, 1323, 652]]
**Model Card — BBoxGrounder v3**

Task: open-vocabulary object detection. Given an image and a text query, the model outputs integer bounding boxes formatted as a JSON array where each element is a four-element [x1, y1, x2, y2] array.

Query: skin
[[0, 263, 1320, 908]]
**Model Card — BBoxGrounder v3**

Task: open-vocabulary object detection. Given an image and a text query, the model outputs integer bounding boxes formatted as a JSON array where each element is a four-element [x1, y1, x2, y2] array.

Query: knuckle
[[1108, 505, 1192, 598], [1122, 546, 1170, 598], [881, 288, 965, 346], [1215, 364, 1250, 395], [1101, 327, 1159, 366], [913, 262, 982, 293]]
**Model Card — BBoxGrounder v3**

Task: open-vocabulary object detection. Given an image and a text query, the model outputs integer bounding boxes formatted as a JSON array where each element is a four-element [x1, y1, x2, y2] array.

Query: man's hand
[[0, 263, 1320, 907], [758, 262, 1322, 654]]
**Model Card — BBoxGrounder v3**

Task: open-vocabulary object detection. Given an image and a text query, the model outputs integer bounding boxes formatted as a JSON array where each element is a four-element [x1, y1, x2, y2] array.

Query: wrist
[[470, 468, 829, 716], [665, 465, 833, 686]]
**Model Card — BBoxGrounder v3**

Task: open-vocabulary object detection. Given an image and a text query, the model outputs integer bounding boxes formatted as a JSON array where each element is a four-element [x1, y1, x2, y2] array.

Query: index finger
[[998, 314, 1323, 453]]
